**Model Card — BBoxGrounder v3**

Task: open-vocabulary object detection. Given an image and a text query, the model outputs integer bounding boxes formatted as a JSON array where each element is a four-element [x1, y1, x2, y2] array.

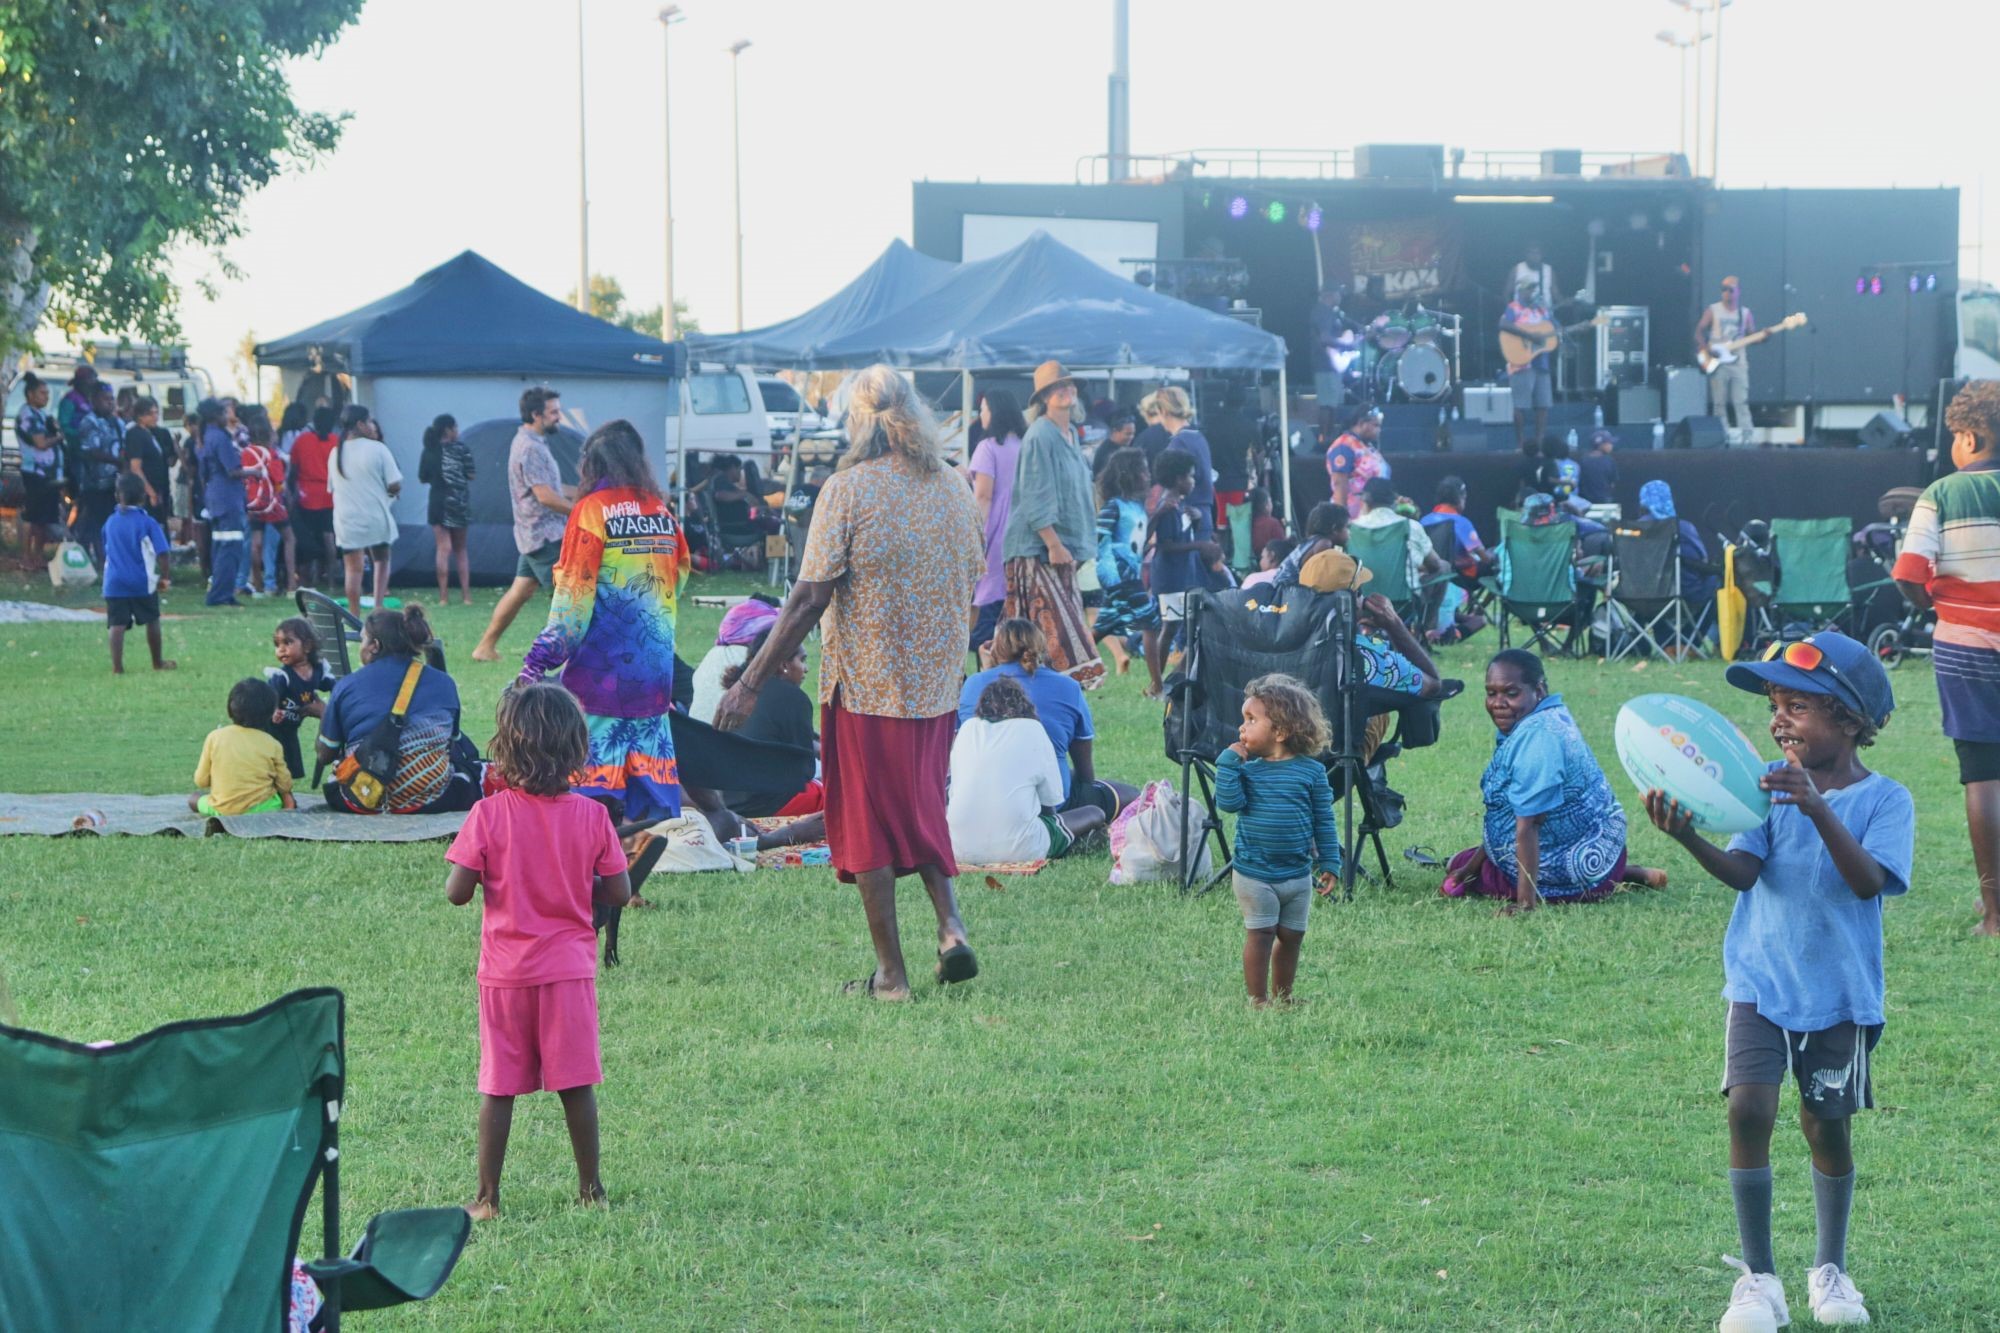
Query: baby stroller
[[1854, 487, 1935, 668]]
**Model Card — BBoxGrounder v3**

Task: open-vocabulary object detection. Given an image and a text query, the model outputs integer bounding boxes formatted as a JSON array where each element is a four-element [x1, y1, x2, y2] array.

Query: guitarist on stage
[[1499, 278, 1555, 446], [1694, 275, 1756, 434]]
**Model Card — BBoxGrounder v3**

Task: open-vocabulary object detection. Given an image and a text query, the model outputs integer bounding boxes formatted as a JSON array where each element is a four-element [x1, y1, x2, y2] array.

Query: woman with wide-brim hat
[[999, 360, 1105, 689]]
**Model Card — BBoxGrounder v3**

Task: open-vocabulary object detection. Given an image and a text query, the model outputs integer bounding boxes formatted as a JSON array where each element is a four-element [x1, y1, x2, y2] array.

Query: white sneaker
[[1720, 1254, 1791, 1332], [1806, 1263, 1870, 1325]]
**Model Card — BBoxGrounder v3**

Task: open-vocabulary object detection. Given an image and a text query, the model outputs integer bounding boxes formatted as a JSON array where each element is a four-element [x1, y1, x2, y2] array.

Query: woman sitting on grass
[[317, 605, 480, 814], [1443, 649, 1668, 911], [961, 618, 1137, 823], [715, 628, 828, 852], [947, 676, 1106, 865]]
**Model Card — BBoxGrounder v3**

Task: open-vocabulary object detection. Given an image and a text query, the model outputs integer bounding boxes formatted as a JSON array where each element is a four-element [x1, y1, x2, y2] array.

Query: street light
[[575, 0, 590, 312], [728, 38, 751, 333], [1654, 30, 1693, 161], [1668, 0, 1732, 180], [659, 6, 684, 341]]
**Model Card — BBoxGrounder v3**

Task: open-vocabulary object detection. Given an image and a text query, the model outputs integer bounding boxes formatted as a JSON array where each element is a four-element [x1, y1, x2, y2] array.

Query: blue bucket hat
[[1724, 631, 1895, 728]]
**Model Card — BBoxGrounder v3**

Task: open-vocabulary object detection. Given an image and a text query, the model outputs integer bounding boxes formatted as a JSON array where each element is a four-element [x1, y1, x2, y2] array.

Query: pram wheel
[[1866, 622, 1906, 670]]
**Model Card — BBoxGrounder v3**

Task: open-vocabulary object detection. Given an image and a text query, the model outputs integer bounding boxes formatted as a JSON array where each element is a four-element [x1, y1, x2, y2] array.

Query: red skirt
[[821, 692, 956, 884]]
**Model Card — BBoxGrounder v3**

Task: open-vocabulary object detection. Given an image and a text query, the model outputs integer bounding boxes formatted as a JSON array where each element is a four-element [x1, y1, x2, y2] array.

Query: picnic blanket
[[744, 816, 1046, 876], [0, 793, 467, 842], [0, 601, 100, 624]]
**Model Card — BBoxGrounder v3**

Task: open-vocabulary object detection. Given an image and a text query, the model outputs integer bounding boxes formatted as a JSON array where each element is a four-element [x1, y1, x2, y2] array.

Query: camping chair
[[1346, 516, 1443, 628], [297, 589, 449, 681], [1757, 517, 1855, 646], [1604, 519, 1711, 660], [1491, 517, 1582, 657], [0, 988, 468, 1333], [1424, 516, 1496, 628]]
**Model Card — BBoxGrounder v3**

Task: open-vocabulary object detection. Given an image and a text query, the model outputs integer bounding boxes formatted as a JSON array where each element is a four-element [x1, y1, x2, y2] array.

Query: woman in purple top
[[967, 389, 1028, 653]]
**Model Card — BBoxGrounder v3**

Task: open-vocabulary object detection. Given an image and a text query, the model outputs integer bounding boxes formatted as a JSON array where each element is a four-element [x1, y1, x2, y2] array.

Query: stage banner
[[1318, 216, 1464, 302]]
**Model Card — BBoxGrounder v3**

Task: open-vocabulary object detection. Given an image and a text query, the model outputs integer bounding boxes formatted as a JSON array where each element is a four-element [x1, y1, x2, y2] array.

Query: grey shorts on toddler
[[1233, 871, 1312, 933]]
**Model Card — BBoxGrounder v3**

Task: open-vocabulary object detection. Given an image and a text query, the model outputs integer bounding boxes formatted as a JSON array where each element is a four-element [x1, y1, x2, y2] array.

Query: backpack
[[332, 660, 425, 812], [244, 444, 288, 523]]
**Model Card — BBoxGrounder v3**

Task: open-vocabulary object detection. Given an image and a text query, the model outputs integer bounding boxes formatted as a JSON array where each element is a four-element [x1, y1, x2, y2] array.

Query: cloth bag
[[1107, 779, 1212, 885], [47, 541, 95, 589], [629, 815, 751, 874]]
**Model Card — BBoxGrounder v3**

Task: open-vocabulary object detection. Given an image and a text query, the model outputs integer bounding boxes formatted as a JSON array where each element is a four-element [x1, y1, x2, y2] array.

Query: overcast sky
[[142, 0, 1992, 395]]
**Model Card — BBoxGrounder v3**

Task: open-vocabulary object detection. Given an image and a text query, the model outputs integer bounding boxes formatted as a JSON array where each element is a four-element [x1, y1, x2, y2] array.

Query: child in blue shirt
[[1214, 673, 1340, 1006], [1645, 632, 1911, 1332], [1146, 446, 1224, 624], [101, 473, 176, 674]]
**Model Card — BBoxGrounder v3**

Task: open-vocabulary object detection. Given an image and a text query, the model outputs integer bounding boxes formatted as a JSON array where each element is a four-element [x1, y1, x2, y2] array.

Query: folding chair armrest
[[304, 1206, 471, 1312]]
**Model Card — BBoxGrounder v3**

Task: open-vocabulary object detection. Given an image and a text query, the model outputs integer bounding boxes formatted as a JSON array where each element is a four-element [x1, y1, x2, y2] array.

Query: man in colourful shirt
[[1892, 380, 2000, 935], [1500, 279, 1555, 447], [519, 421, 689, 825], [1324, 407, 1388, 510]]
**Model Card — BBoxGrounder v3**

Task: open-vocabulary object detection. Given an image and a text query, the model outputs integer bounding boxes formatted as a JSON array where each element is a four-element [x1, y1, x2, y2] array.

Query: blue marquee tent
[[686, 239, 955, 367], [256, 250, 683, 378], [799, 230, 1286, 372]]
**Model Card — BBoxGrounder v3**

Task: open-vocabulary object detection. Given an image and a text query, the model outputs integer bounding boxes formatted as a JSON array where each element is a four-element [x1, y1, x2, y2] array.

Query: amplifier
[[1614, 386, 1661, 424], [1462, 385, 1513, 424], [1663, 366, 1706, 423]]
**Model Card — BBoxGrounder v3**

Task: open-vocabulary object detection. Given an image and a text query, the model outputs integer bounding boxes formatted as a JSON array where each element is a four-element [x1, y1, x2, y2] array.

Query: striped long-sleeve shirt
[[1213, 748, 1341, 882]]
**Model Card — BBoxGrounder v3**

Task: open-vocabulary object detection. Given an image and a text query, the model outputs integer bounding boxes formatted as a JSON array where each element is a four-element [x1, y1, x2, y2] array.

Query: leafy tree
[[566, 272, 699, 339], [0, 0, 364, 398]]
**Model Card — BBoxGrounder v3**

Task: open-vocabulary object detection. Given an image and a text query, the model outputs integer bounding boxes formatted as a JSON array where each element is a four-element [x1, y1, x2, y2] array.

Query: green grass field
[[2, 567, 1994, 1331]]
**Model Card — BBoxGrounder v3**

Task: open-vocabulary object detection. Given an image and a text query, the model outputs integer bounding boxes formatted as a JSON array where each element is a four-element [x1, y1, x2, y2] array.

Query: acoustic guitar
[[1698, 312, 1808, 375], [1498, 313, 1608, 374]]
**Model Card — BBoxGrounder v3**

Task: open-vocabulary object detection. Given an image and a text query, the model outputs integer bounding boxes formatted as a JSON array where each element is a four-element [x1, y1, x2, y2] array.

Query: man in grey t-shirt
[[472, 386, 574, 662]]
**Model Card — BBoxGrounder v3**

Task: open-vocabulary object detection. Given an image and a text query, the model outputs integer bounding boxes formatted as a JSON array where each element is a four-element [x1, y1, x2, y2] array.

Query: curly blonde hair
[[841, 364, 944, 473], [1243, 672, 1329, 757], [1946, 379, 2000, 452]]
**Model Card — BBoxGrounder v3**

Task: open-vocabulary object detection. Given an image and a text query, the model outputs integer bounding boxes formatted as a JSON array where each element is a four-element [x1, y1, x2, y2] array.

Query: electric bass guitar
[[1698, 312, 1808, 375], [1498, 313, 1608, 374]]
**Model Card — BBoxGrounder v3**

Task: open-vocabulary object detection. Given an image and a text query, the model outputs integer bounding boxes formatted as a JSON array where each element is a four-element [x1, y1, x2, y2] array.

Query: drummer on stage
[[1500, 278, 1554, 447]]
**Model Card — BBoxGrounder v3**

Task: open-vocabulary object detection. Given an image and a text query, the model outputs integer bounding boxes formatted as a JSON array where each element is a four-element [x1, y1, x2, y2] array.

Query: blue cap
[[1724, 631, 1895, 728]]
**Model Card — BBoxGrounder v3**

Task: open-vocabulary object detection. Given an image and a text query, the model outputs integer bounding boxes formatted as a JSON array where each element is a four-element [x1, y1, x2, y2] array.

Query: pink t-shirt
[[446, 789, 628, 987]]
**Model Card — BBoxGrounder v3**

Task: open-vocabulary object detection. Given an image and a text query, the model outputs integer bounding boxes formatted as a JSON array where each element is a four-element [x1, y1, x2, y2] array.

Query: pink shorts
[[476, 978, 602, 1096]]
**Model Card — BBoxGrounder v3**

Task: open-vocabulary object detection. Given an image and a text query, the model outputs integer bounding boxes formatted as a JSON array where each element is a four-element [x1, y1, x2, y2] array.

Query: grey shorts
[[516, 538, 563, 586], [1721, 1001, 1880, 1121], [1509, 364, 1553, 411], [1233, 871, 1312, 933]]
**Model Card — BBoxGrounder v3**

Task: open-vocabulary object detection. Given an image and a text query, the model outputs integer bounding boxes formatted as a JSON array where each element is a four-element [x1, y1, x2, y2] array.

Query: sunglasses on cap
[[1761, 637, 1857, 700]]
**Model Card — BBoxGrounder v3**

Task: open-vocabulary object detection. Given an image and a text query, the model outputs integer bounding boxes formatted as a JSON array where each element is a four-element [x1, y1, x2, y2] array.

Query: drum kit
[[1364, 305, 1461, 403]]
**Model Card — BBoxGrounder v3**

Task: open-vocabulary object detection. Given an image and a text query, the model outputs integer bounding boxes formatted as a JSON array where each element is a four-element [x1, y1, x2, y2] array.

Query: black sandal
[[1403, 845, 1442, 869], [935, 944, 979, 985], [840, 972, 880, 997]]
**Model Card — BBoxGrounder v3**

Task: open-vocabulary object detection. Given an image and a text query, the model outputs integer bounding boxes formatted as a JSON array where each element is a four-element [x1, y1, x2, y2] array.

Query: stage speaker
[[1540, 148, 1583, 176], [1443, 419, 1487, 452], [1383, 403, 1444, 431], [1355, 143, 1444, 179], [1615, 386, 1661, 425], [1672, 415, 1727, 450], [1462, 385, 1513, 424], [1859, 410, 1913, 450], [1379, 425, 1435, 454], [1663, 366, 1706, 423]]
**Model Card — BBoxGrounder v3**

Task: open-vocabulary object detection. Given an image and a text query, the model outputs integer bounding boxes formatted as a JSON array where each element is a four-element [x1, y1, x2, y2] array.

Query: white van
[[662, 364, 773, 482]]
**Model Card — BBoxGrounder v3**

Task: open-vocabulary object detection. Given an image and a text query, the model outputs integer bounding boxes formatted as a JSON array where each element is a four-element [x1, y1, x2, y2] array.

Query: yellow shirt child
[[191, 679, 296, 816]]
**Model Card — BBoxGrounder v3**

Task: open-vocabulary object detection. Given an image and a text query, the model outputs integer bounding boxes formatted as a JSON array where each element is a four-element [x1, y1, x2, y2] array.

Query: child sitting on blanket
[[946, 677, 1105, 865], [189, 677, 295, 816]]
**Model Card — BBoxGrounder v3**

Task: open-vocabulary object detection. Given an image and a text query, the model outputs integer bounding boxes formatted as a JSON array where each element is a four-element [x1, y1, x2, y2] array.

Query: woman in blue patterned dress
[[1442, 649, 1667, 910], [1090, 447, 1164, 698]]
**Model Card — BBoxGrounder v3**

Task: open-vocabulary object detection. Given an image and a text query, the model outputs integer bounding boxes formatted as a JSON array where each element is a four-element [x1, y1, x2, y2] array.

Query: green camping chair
[[1492, 516, 1582, 656], [1346, 516, 1442, 627], [1760, 517, 1854, 645], [0, 988, 468, 1333]]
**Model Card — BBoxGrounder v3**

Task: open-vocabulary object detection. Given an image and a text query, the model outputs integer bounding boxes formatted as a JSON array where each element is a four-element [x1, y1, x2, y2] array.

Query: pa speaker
[[1672, 415, 1727, 450], [1859, 411, 1913, 450], [1443, 419, 1487, 452], [1378, 425, 1435, 454]]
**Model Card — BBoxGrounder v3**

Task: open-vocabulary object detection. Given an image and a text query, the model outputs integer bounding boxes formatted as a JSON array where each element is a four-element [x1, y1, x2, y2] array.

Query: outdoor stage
[[1288, 445, 1928, 542]]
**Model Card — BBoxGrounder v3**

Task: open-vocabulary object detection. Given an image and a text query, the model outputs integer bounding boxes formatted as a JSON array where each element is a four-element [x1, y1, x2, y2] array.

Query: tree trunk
[[0, 217, 52, 410]]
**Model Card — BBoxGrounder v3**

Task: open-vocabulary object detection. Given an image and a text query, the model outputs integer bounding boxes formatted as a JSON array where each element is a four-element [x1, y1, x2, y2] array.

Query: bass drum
[[1377, 343, 1451, 402]]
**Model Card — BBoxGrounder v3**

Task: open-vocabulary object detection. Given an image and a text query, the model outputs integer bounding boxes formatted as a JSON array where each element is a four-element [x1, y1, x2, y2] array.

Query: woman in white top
[[326, 404, 404, 617], [947, 677, 1105, 864]]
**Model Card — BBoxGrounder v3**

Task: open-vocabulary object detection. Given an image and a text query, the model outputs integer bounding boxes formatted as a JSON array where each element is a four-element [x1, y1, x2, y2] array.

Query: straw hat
[[1029, 359, 1078, 405]]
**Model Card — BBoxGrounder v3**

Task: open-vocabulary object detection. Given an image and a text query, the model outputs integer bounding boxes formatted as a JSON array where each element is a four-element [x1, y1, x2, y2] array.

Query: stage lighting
[[1265, 200, 1286, 223], [1870, 276, 1883, 295], [1228, 195, 1248, 219], [1909, 273, 1922, 294], [1304, 204, 1324, 231], [1926, 272, 1939, 290], [1855, 276, 1868, 295]]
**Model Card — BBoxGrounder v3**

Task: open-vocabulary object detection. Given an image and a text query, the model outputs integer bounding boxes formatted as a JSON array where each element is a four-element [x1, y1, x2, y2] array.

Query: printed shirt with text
[[521, 485, 690, 718]]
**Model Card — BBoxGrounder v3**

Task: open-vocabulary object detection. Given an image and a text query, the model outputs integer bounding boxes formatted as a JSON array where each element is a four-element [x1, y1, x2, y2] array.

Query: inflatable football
[[1614, 693, 1771, 835]]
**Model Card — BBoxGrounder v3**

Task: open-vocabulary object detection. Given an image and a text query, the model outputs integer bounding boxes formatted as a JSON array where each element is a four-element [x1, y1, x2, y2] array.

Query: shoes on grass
[[1719, 1255, 1789, 1333], [1806, 1263, 1869, 1325]]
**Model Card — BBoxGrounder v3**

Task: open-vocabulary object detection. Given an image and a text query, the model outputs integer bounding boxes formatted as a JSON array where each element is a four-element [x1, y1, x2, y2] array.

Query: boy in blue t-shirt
[[1645, 632, 1910, 1332], [101, 473, 176, 674]]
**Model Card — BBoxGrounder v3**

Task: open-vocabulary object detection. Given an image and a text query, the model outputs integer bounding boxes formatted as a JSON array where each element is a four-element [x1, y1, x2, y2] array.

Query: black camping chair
[[1605, 520, 1710, 659], [297, 589, 449, 787]]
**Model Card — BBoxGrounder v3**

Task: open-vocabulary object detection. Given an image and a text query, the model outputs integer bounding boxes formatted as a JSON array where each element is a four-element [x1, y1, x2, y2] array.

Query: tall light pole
[[728, 38, 751, 332], [575, 0, 592, 312], [1655, 30, 1692, 160], [659, 6, 684, 340], [1711, 0, 1733, 182]]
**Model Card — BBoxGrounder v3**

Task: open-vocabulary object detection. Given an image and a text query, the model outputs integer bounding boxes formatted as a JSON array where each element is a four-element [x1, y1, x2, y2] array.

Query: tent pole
[[673, 377, 688, 518], [961, 370, 973, 461], [1277, 365, 1293, 533]]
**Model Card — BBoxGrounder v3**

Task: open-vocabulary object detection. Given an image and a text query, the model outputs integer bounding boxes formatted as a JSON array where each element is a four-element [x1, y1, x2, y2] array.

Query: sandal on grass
[[1403, 845, 1442, 869], [936, 944, 979, 985], [841, 972, 881, 997]]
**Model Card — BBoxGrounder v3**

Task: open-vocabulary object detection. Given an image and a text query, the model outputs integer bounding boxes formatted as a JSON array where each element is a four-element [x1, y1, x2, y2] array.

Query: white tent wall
[[279, 372, 674, 587]]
